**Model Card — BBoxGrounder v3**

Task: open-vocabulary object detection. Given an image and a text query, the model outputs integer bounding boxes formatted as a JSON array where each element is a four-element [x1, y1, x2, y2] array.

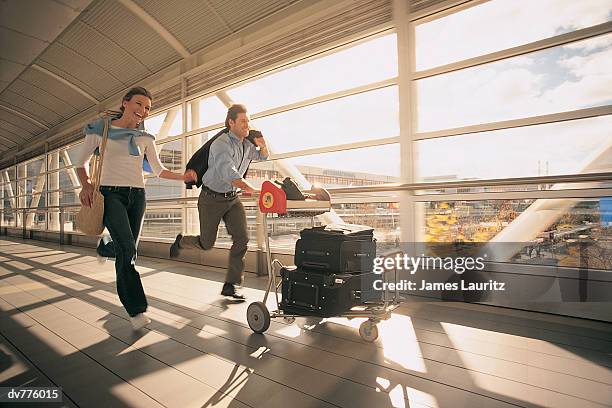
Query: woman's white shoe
[[130, 313, 151, 330]]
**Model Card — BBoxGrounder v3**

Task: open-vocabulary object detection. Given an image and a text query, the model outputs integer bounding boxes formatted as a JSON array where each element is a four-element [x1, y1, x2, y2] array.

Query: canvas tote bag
[[76, 118, 109, 236]]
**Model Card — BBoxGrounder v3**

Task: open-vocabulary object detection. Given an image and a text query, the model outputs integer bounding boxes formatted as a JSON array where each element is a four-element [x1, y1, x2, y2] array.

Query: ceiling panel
[[134, 0, 231, 54], [9, 79, 80, 119], [20, 68, 96, 109], [210, 0, 299, 33], [0, 90, 63, 126], [0, 0, 93, 96], [37, 43, 124, 100], [0, 59, 26, 83], [0, 0, 88, 41], [0, 129, 22, 147], [0, 27, 48, 65], [82, 0, 182, 72], [60, 21, 149, 86], [0, 119, 36, 141], [0, 109, 46, 135]]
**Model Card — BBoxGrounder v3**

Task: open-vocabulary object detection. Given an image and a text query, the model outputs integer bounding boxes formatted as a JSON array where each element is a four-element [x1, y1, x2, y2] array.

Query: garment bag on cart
[[295, 223, 376, 274]]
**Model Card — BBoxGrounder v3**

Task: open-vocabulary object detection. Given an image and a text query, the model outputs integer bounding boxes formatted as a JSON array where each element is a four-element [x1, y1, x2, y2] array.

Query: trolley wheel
[[359, 320, 379, 342], [247, 302, 271, 333]]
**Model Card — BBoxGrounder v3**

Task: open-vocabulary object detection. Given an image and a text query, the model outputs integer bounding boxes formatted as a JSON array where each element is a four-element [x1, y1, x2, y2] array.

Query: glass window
[[59, 190, 79, 207], [156, 140, 183, 172], [1, 209, 15, 227], [185, 129, 224, 158], [18, 177, 47, 196], [415, 115, 612, 181], [49, 144, 82, 170], [416, 198, 611, 270], [141, 208, 182, 240], [145, 106, 183, 139], [144, 140, 183, 199], [416, 0, 612, 70], [250, 144, 400, 189], [227, 34, 398, 113], [9, 167, 16, 181], [25, 209, 46, 230], [43, 169, 80, 191], [1, 183, 15, 209], [252, 86, 399, 154], [332, 198, 401, 248], [145, 178, 183, 200], [17, 159, 44, 179], [417, 34, 612, 131], [27, 159, 44, 176], [22, 193, 46, 209], [187, 95, 228, 131]]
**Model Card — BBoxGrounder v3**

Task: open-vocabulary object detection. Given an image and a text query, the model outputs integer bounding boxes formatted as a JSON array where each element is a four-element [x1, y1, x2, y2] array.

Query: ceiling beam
[[117, 0, 191, 58], [0, 104, 48, 130], [203, 0, 234, 33], [31, 64, 99, 104]]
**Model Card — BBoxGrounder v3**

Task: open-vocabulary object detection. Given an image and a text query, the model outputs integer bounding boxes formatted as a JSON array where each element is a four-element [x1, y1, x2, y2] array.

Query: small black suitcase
[[295, 224, 376, 273], [280, 267, 365, 317]]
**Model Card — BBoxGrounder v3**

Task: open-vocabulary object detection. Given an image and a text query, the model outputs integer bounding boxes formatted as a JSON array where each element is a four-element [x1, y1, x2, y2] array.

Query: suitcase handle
[[302, 261, 329, 269], [304, 250, 328, 256]]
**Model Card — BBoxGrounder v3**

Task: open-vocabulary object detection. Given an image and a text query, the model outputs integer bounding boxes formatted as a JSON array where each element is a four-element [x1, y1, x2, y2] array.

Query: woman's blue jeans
[[98, 186, 147, 317]]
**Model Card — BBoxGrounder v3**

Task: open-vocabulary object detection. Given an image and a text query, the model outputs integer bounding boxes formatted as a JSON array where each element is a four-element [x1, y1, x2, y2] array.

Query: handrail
[[327, 171, 612, 194], [1, 171, 610, 212]]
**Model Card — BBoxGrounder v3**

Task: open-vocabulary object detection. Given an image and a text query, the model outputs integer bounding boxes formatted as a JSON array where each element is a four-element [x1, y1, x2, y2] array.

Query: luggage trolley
[[246, 180, 402, 342]]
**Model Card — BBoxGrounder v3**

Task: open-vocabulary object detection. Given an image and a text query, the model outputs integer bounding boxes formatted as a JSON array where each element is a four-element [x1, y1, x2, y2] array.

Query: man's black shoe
[[170, 233, 182, 259], [221, 282, 245, 300]]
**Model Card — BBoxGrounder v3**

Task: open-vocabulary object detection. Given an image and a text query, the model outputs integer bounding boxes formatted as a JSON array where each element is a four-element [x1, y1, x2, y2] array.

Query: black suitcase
[[280, 267, 365, 317], [295, 224, 376, 273]]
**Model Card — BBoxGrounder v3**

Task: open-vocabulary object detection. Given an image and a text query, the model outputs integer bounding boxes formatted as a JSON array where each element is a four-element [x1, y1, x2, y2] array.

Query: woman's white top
[[76, 126, 166, 188]]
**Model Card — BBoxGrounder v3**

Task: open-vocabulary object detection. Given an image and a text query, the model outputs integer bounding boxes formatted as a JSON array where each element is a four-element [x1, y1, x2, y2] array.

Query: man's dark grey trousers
[[178, 189, 248, 284]]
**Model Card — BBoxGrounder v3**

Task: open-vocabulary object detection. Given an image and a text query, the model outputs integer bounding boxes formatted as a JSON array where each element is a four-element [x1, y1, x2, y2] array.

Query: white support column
[[2, 171, 16, 209], [26, 163, 47, 228], [157, 107, 180, 141], [48, 152, 60, 230], [59, 150, 81, 188], [0, 178, 4, 227], [395, 0, 418, 242], [17, 166, 26, 228], [185, 98, 202, 235], [488, 140, 612, 260]]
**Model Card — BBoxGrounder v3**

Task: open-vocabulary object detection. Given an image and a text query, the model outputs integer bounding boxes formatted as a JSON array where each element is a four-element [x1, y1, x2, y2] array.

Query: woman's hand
[[159, 169, 188, 181], [79, 182, 94, 207]]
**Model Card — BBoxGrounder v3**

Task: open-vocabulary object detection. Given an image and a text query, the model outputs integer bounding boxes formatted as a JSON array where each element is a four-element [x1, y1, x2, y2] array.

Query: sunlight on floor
[[249, 346, 270, 359], [31, 269, 92, 290], [5, 260, 33, 271], [320, 313, 428, 372], [376, 377, 440, 408], [274, 323, 302, 338], [380, 315, 427, 373], [405, 386, 440, 408]]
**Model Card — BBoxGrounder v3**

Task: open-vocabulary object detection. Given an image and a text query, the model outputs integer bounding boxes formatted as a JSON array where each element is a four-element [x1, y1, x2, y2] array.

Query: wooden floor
[[1, 237, 611, 408]]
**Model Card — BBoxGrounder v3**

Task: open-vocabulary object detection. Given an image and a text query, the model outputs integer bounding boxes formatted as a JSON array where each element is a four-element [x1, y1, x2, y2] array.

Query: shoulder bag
[[76, 118, 110, 236]]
